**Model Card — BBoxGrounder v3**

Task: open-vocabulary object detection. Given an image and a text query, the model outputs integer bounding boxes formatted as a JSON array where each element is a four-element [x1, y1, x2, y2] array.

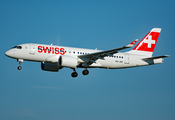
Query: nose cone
[[5, 50, 14, 58]]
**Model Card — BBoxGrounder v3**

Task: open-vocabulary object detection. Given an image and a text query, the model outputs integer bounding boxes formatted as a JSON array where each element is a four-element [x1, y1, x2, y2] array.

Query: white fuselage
[[5, 43, 163, 69]]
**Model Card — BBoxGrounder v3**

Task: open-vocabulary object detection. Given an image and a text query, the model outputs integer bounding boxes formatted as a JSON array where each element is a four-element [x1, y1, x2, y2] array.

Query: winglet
[[126, 39, 138, 47]]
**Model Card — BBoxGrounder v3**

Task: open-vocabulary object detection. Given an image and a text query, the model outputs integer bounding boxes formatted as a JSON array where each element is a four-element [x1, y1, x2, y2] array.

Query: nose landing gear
[[17, 59, 23, 70], [18, 66, 22, 70]]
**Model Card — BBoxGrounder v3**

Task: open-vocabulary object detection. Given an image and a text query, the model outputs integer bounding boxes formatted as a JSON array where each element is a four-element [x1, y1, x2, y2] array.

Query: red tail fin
[[129, 28, 161, 56]]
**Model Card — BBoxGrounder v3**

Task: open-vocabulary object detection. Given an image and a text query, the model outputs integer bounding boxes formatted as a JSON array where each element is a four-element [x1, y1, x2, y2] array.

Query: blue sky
[[1, 0, 174, 120]]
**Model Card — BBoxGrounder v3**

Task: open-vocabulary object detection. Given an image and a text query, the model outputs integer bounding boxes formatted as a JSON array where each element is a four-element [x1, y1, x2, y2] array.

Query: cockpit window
[[12, 46, 22, 49], [17, 46, 22, 49]]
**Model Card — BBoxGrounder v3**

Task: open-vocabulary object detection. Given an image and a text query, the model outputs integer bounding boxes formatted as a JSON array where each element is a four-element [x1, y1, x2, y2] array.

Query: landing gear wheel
[[71, 72, 78, 78], [17, 66, 22, 70], [82, 70, 89, 75], [17, 59, 23, 70]]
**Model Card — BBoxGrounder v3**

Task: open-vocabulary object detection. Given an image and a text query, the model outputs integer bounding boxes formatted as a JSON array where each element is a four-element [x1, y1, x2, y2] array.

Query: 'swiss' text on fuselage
[[38, 46, 65, 55]]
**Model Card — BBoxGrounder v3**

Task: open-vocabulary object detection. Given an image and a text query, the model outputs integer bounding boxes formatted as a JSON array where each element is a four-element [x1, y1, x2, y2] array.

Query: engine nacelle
[[59, 55, 78, 68], [41, 62, 61, 72], [45, 55, 61, 63]]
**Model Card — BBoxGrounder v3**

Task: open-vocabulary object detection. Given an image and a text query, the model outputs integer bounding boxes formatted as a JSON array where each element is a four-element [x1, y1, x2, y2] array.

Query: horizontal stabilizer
[[142, 55, 170, 60]]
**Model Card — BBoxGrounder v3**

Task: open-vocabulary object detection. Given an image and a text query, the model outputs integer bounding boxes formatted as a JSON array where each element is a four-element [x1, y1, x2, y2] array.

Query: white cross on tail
[[144, 35, 155, 48]]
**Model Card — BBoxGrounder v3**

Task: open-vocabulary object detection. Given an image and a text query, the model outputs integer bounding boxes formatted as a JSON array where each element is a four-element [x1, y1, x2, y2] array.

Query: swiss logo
[[38, 46, 65, 55], [133, 31, 160, 52], [143, 35, 155, 48]]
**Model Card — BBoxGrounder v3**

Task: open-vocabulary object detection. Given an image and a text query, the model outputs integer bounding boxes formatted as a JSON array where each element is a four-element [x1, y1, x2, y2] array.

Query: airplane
[[5, 28, 169, 77]]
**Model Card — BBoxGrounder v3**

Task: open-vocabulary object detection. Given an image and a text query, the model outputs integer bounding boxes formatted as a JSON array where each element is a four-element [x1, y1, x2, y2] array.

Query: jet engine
[[59, 55, 78, 68]]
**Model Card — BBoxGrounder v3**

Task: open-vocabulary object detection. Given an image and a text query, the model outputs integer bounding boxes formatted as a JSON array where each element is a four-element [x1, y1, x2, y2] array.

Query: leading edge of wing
[[78, 39, 138, 58]]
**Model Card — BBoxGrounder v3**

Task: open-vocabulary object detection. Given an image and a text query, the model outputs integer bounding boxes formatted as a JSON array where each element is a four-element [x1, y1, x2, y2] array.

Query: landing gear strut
[[17, 59, 23, 70], [71, 68, 78, 78], [82, 69, 89, 75]]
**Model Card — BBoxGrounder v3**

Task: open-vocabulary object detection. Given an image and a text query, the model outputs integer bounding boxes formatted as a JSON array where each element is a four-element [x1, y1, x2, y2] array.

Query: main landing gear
[[71, 68, 89, 78], [71, 69, 78, 78], [82, 69, 89, 75], [17, 59, 23, 70]]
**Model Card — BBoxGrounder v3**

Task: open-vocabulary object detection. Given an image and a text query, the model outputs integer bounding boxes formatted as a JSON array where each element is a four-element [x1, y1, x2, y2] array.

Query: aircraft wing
[[78, 39, 138, 66]]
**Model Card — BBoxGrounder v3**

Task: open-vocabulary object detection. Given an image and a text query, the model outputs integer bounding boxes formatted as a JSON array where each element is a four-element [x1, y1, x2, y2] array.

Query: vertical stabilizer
[[128, 28, 161, 56]]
